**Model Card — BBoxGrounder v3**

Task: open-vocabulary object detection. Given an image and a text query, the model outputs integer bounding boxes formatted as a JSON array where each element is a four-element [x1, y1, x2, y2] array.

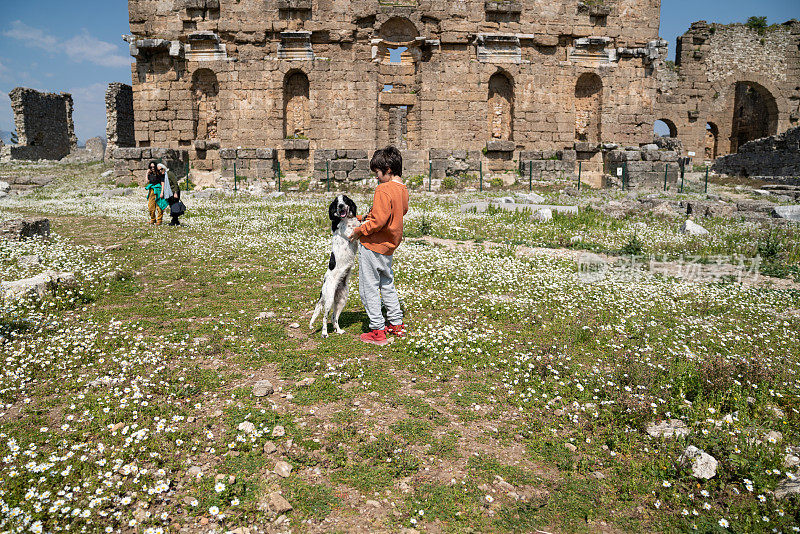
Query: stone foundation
[[220, 148, 276, 179]]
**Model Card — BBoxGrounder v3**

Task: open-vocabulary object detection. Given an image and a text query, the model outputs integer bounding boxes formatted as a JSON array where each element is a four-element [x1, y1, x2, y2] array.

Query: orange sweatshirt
[[353, 180, 409, 255]]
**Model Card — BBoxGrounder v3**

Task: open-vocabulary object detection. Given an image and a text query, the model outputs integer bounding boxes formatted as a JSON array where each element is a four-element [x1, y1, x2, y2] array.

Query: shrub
[[489, 177, 503, 188], [745, 16, 768, 35], [442, 176, 457, 190]]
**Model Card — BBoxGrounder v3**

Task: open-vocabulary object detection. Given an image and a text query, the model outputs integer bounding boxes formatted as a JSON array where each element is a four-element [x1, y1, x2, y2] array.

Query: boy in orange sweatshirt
[[350, 146, 410, 345]]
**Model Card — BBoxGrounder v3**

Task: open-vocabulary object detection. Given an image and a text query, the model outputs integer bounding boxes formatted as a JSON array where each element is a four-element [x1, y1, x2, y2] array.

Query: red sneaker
[[385, 323, 406, 338], [360, 329, 389, 346]]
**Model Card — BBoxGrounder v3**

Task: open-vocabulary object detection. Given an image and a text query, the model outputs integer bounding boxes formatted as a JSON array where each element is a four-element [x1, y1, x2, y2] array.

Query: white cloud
[[4, 21, 129, 69], [3, 21, 58, 51], [63, 30, 130, 68]]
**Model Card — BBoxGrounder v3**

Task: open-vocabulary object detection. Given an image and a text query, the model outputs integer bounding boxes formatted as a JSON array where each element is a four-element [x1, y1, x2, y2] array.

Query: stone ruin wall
[[105, 83, 136, 161], [2, 88, 77, 161], [123, 0, 665, 182], [713, 126, 800, 183], [655, 21, 800, 162]]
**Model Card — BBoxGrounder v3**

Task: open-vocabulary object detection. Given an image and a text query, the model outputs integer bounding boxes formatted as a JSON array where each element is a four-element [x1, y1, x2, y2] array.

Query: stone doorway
[[730, 81, 778, 153]]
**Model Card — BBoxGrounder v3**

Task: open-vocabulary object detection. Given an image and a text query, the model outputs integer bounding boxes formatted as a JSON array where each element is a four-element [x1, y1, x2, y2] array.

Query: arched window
[[192, 69, 219, 140], [575, 73, 602, 143], [284, 71, 310, 139], [654, 119, 678, 138], [378, 17, 418, 65], [488, 72, 514, 141], [705, 122, 719, 159], [731, 81, 778, 153]]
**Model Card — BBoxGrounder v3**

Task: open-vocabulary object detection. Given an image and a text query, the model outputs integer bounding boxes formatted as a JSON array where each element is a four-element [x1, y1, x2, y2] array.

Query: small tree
[[9, 129, 18, 145], [746, 16, 769, 35]]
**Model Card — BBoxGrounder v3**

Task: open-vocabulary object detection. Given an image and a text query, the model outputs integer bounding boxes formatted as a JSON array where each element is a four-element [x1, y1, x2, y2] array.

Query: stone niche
[[278, 32, 314, 60], [186, 32, 227, 61], [475, 34, 522, 63], [569, 37, 615, 64]]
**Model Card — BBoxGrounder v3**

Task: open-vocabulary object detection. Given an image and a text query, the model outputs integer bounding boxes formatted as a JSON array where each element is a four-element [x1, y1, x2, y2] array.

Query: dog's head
[[329, 195, 357, 231]]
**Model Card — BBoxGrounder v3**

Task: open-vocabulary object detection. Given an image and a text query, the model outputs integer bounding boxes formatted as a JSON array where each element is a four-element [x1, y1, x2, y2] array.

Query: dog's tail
[[309, 298, 323, 329]]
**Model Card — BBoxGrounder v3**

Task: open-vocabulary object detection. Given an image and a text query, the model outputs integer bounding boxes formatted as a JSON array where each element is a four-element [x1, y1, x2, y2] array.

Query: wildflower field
[[1, 161, 799, 533]]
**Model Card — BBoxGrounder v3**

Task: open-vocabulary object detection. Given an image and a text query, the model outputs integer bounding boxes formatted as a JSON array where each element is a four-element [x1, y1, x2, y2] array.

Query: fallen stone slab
[[680, 219, 709, 236], [0, 181, 9, 193], [274, 461, 292, 478], [268, 492, 293, 513], [679, 445, 717, 479], [774, 478, 800, 499], [1, 218, 50, 241], [514, 192, 546, 204], [1, 271, 76, 300], [253, 380, 274, 397], [773, 205, 800, 222]]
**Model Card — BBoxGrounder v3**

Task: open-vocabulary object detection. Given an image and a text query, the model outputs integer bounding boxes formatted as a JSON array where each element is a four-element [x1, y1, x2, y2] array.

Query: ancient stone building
[[105, 83, 136, 160], [655, 20, 800, 161], [3, 88, 77, 161], [121, 0, 667, 184]]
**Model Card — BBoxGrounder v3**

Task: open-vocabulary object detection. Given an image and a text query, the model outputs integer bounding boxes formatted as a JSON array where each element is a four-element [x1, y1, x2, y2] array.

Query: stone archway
[[575, 73, 602, 143], [654, 118, 678, 139], [377, 17, 419, 65], [488, 72, 514, 141], [191, 69, 219, 141], [731, 81, 778, 153], [283, 70, 310, 139]]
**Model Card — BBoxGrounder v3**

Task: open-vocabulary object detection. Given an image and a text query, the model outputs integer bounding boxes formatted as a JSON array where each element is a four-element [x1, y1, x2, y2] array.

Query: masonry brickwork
[[6, 87, 77, 161], [124, 0, 666, 183], [105, 83, 136, 161], [655, 21, 800, 162]]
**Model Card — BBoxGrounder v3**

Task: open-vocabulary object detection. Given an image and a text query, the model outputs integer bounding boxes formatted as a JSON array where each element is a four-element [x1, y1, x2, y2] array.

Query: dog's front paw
[[321, 332, 329, 339], [335, 327, 345, 334]]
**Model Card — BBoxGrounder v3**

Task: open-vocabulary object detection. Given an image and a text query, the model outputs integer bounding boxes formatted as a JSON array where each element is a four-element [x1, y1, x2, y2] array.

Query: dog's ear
[[328, 198, 338, 221], [328, 198, 340, 232], [344, 196, 357, 217]]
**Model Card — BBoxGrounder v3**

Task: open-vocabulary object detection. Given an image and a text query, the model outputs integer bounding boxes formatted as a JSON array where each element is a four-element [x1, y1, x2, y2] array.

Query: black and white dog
[[310, 195, 360, 337]]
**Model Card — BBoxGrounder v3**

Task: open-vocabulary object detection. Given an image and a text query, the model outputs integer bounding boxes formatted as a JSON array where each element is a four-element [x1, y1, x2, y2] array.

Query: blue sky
[[0, 1, 797, 144]]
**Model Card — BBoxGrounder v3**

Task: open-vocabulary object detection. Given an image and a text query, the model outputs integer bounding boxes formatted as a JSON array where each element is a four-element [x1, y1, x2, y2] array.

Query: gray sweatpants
[[358, 244, 403, 331]]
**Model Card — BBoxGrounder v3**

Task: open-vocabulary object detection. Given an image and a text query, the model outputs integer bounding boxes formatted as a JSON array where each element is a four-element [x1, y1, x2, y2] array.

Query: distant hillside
[[0, 130, 12, 144]]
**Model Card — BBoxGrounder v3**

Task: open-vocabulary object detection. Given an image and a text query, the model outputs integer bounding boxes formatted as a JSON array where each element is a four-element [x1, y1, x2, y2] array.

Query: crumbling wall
[[8, 87, 77, 161], [105, 83, 135, 160], [655, 20, 800, 160], [712, 126, 800, 181]]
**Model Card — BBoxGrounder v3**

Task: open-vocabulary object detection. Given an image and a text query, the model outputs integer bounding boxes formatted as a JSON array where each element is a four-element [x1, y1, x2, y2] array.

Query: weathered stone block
[[330, 159, 354, 172]]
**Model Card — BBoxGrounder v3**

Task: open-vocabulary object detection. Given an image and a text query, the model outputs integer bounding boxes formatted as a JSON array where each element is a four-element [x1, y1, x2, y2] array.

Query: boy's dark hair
[[370, 146, 403, 177]]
